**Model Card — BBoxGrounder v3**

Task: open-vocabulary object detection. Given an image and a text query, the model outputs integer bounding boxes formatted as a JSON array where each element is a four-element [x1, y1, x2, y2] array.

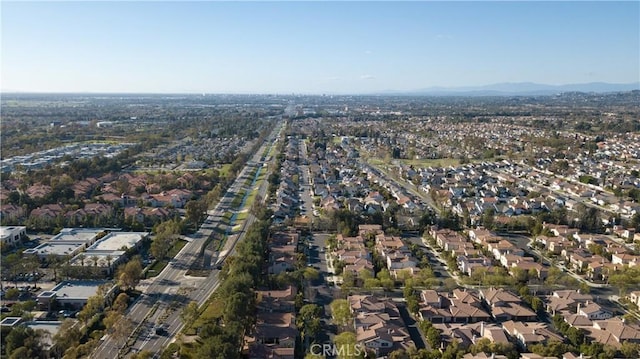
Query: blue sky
[[2, 1, 639, 94]]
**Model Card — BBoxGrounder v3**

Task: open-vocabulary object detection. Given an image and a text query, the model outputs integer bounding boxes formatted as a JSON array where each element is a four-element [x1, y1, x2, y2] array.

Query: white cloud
[[360, 74, 375, 80]]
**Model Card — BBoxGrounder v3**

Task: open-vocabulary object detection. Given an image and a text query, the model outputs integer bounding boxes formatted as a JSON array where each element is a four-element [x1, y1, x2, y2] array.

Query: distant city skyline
[[2, 1, 639, 94]]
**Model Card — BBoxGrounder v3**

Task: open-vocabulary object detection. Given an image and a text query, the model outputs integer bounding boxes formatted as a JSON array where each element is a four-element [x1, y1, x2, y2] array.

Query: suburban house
[[479, 288, 537, 322], [501, 320, 564, 350], [348, 295, 415, 356]]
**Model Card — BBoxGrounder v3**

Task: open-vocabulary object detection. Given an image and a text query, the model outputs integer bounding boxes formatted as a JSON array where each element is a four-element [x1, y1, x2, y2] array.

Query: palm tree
[[47, 254, 60, 282], [91, 256, 99, 267], [78, 254, 86, 267]]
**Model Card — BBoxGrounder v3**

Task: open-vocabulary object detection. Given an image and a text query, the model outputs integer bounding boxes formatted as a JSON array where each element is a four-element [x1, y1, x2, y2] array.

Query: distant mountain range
[[380, 82, 640, 96]]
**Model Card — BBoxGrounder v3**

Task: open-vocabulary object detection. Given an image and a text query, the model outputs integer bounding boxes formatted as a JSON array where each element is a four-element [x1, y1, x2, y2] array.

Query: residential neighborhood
[[1, 91, 640, 359]]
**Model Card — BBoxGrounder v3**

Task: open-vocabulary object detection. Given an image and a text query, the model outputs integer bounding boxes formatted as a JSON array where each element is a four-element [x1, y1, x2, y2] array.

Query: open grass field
[[216, 163, 233, 177], [191, 296, 224, 330]]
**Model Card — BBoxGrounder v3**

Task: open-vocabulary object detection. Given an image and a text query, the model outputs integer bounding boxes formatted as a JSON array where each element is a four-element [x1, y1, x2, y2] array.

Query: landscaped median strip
[[118, 301, 160, 357]]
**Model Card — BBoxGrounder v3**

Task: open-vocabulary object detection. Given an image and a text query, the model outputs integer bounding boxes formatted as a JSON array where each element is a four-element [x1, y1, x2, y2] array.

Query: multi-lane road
[[92, 121, 284, 358]]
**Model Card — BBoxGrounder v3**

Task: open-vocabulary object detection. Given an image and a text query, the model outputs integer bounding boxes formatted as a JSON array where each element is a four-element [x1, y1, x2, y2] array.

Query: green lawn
[[244, 188, 258, 207], [217, 164, 233, 177], [190, 297, 225, 332], [221, 211, 233, 225], [236, 210, 248, 223], [231, 189, 246, 209]]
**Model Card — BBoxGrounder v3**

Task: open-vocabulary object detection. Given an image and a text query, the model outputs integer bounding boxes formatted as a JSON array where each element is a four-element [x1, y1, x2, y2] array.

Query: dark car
[[155, 326, 167, 335]]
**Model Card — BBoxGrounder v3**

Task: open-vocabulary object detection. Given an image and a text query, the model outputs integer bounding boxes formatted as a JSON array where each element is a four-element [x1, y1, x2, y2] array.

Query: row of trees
[[50, 258, 140, 358], [1, 278, 136, 359], [181, 215, 271, 358]]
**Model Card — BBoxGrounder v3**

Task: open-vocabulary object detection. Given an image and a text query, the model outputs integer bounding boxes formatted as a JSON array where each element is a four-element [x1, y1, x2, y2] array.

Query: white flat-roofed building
[[52, 228, 102, 243], [37, 280, 114, 310], [68, 231, 148, 273], [0, 226, 26, 247], [24, 241, 89, 259], [88, 231, 148, 252], [24, 228, 102, 258], [24, 228, 102, 257]]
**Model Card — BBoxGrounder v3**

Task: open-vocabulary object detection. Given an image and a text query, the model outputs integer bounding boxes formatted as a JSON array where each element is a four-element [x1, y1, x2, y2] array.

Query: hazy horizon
[[2, 1, 639, 94]]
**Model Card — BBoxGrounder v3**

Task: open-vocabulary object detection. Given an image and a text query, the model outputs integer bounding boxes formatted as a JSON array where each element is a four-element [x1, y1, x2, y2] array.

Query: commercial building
[[36, 280, 115, 310], [0, 226, 26, 247]]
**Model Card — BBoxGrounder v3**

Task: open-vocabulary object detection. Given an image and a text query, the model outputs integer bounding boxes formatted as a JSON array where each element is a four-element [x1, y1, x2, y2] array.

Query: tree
[[303, 267, 320, 282], [363, 278, 381, 289], [5, 326, 47, 359], [103, 310, 121, 330], [566, 326, 586, 346], [4, 288, 20, 300], [358, 268, 373, 281], [131, 351, 154, 359], [117, 256, 143, 291], [9, 347, 33, 359], [111, 292, 130, 314], [529, 341, 569, 358], [631, 212, 640, 232], [511, 267, 528, 283], [530, 296, 543, 314], [106, 312, 133, 342], [181, 301, 200, 329], [441, 339, 461, 359], [377, 269, 394, 290], [620, 341, 640, 359], [185, 199, 207, 230], [47, 254, 64, 282], [77, 294, 105, 324], [406, 295, 420, 315], [426, 326, 442, 350], [575, 204, 601, 233], [223, 292, 252, 331], [481, 208, 496, 230], [330, 299, 352, 328], [395, 268, 413, 284], [51, 319, 82, 358], [333, 332, 363, 359], [196, 326, 240, 359], [469, 338, 492, 354], [297, 304, 322, 347], [443, 278, 458, 291], [2, 253, 22, 285], [342, 270, 356, 288]]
